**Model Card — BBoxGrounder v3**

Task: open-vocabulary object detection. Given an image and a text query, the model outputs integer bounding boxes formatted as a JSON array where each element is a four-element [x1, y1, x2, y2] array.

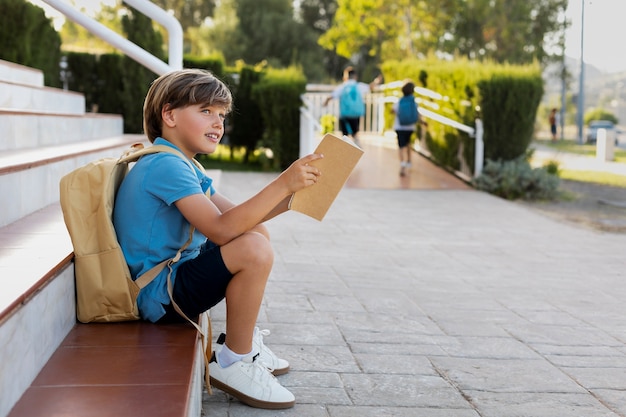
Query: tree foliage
[[151, 0, 215, 29], [446, 0, 568, 64], [0, 0, 61, 86], [227, 0, 327, 80], [320, 0, 568, 70]]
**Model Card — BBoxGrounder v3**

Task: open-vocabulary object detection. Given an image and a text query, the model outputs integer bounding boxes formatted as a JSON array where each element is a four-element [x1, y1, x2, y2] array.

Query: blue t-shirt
[[113, 138, 215, 322]]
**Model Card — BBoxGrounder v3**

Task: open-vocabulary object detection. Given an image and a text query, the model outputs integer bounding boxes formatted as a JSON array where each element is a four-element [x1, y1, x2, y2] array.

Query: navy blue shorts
[[158, 240, 232, 323], [339, 117, 360, 136], [396, 130, 413, 148]]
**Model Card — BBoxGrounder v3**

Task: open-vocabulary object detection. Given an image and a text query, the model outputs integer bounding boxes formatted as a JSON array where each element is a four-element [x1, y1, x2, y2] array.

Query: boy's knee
[[242, 232, 274, 268]]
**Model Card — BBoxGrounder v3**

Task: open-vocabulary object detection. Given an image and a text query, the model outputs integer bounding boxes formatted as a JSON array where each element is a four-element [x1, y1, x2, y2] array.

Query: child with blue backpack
[[324, 66, 381, 146], [392, 80, 420, 176]]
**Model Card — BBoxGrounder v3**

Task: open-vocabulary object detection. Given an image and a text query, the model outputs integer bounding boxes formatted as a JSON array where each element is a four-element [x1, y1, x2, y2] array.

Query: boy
[[392, 81, 420, 176], [323, 66, 381, 146], [113, 69, 322, 409]]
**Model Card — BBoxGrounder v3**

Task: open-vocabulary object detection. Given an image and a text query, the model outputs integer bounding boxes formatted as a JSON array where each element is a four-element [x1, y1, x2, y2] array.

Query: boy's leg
[[219, 231, 273, 354], [211, 232, 295, 409]]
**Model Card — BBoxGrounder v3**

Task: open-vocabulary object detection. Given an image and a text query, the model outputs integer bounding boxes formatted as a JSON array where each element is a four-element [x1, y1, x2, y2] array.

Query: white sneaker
[[254, 328, 290, 375], [215, 329, 290, 376], [209, 352, 295, 409]]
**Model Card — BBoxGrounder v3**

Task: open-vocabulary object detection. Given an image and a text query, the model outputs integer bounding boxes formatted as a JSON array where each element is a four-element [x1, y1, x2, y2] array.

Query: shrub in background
[[229, 65, 265, 163], [473, 155, 560, 200], [252, 66, 307, 170], [381, 59, 543, 173], [584, 108, 618, 125], [0, 0, 61, 87]]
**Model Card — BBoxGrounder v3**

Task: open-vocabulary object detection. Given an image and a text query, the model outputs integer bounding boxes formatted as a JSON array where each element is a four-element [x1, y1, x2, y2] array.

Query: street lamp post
[[576, 0, 585, 144]]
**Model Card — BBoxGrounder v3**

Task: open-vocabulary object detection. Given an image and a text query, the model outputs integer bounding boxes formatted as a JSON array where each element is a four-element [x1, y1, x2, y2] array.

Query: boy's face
[[162, 103, 227, 157]]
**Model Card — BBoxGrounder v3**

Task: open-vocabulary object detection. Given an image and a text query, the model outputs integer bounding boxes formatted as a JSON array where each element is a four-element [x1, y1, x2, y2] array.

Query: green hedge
[[252, 66, 307, 170], [382, 59, 543, 172], [229, 65, 265, 162], [0, 0, 61, 87]]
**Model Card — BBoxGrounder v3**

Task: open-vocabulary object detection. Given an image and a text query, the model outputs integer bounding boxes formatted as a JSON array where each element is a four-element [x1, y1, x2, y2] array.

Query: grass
[[534, 137, 626, 163], [559, 170, 626, 188], [197, 144, 278, 172], [532, 137, 626, 188]]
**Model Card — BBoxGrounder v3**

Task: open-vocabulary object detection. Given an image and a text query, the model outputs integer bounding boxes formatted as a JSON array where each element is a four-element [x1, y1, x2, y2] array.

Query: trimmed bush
[[381, 59, 543, 173], [252, 66, 307, 170], [472, 155, 560, 200], [0, 0, 61, 87]]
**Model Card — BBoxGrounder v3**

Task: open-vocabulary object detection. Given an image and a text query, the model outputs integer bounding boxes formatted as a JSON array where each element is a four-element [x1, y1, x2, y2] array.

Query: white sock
[[218, 343, 252, 368]]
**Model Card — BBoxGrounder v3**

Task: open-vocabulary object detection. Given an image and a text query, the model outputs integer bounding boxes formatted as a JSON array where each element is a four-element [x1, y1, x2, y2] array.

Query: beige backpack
[[59, 144, 197, 323]]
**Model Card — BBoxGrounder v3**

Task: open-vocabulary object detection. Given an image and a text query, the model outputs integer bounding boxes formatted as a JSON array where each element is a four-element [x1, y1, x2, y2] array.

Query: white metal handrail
[[42, 0, 182, 75], [301, 85, 484, 177]]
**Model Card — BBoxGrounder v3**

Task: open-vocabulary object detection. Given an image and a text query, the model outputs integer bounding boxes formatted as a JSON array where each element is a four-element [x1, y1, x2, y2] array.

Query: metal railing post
[[474, 118, 484, 177]]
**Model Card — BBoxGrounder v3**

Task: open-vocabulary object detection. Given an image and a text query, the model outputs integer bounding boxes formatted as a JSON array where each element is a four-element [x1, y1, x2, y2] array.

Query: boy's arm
[[176, 154, 322, 246]]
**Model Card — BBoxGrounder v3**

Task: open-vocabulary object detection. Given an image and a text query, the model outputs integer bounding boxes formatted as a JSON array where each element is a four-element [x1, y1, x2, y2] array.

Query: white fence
[[300, 84, 484, 177]]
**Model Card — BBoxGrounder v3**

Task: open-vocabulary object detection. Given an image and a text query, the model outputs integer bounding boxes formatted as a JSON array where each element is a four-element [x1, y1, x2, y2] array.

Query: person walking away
[[113, 69, 323, 409], [549, 108, 557, 142], [324, 66, 381, 146], [392, 81, 420, 176]]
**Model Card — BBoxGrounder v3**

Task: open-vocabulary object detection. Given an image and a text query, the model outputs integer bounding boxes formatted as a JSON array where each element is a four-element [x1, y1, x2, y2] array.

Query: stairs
[[0, 59, 147, 417]]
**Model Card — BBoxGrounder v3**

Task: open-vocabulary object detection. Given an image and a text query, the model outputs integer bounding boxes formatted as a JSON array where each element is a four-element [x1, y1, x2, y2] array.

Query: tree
[[151, 0, 216, 52], [445, 0, 568, 65], [298, 0, 348, 80], [188, 0, 243, 59], [118, 5, 164, 132], [230, 0, 326, 80], [319, 0, 568, 74], [0, 0, 61, 86]]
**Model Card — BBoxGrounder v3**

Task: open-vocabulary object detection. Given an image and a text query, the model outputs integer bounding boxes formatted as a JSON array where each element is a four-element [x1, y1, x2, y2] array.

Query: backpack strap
[[118, 143, 214, 391]]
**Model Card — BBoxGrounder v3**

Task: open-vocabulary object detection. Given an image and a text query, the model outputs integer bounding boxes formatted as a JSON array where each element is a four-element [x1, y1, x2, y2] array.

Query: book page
[[289, 133, 364, 221]]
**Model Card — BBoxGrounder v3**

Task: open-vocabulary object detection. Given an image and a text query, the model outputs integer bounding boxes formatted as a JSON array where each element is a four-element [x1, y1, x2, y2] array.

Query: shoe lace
[[248, 353, 275, 385], [255, 329, 278, 372]]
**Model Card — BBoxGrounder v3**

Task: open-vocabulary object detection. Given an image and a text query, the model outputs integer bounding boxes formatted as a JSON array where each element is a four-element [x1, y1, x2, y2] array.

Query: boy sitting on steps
[[113, 68, 322, 409]]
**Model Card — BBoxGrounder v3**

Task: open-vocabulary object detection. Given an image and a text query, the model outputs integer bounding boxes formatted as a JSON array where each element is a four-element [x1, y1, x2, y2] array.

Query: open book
[[288, 133, 364, 221]]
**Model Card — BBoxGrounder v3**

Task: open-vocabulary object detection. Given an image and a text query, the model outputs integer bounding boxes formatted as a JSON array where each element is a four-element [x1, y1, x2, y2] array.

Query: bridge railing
[[301, 83, 484, 178]]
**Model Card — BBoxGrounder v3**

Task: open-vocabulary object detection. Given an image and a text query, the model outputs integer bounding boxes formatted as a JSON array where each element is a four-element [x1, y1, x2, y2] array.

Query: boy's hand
[[279, 153, 323, 194]]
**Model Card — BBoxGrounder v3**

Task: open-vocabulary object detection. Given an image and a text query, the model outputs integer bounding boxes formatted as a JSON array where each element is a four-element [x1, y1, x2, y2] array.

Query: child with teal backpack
[[324, 66, 381, 146], [392, 80, 420, 176]]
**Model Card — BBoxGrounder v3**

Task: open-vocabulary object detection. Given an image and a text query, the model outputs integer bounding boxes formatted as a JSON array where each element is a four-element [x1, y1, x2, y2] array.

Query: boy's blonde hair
[[143, 68, 233, 143]]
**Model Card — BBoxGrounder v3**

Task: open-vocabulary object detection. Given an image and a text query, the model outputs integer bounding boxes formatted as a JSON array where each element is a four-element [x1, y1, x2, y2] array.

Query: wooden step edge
[[0, 134, 146, 176], [0, 253, 73, 326]]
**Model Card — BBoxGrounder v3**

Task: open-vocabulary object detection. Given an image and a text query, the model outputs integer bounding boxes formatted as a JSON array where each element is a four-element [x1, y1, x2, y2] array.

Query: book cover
[[289, 133, 364, 221]]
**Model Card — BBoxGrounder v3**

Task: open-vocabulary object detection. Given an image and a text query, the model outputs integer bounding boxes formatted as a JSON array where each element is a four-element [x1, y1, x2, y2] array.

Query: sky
[[31, 0, 626, 74], [565, 0, 626, 74]]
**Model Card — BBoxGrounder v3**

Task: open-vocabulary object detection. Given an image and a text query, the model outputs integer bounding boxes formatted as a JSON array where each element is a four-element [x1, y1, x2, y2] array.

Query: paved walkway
[[203, 137, 626, 417]]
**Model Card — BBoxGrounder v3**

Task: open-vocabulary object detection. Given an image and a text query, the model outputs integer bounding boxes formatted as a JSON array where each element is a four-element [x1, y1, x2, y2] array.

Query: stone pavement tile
[[592, 389, 626, 415], [354, 353, 438, 376], [430, 357, 588, 393], [273, 345, 361, 373], [204, 400, 332, 417], [436, 336, 542, 359], [341, 373, 470, 408], [544, 352, 626, 368], [326, 406, 480, 417], [562, 367, 626, 390], [464, 391, 620, 417], [349, 340, 448, 357], [531, 344, 624, 358], [503, 323, 624, 347], [333, 312, 444, 341]]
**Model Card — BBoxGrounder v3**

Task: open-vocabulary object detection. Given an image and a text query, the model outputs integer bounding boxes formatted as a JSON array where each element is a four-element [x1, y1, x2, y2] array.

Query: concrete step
[[0, 82, 85, 116], [0, 135, 147, 228], [0, 59, 44, 88], [0, 110, 123, 151]]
